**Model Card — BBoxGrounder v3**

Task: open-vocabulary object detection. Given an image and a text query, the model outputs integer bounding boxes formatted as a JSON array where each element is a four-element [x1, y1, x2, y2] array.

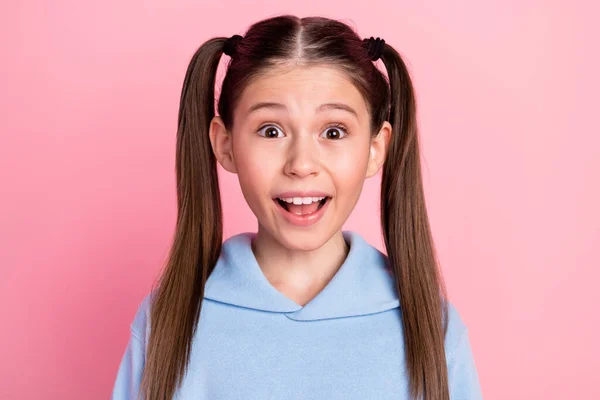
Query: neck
[[251, 226, 350, 306]]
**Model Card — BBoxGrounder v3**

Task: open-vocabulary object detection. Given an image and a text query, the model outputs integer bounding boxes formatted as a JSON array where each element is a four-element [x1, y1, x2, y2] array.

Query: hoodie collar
[[203, 231, 400, 321]]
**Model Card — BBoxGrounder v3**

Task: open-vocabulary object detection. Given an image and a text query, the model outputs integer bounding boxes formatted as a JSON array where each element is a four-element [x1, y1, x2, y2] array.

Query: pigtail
[[138, 38, 227, 400], [379, 45, 450, 400]]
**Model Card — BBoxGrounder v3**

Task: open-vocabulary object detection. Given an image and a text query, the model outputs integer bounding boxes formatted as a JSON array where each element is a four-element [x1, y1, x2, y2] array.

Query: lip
[[273, 196, 331, 227], [273, 191, 331, 199]]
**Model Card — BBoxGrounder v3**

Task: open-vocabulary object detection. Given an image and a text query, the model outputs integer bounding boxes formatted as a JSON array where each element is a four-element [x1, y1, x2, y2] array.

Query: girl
[[112, 14, 482, 400]]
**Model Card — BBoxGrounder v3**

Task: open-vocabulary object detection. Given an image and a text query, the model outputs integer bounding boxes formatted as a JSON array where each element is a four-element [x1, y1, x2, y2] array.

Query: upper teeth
[[278, 196, 326, 205]]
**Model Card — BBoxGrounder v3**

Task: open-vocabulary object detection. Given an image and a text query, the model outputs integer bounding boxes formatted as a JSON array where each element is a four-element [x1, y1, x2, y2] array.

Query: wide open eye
[[257, 125, 284, 138], [321, 124, 348, 140]]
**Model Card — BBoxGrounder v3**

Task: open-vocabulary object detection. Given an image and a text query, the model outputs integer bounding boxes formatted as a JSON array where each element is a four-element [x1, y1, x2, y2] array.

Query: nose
[[283, 134, 320, 178]]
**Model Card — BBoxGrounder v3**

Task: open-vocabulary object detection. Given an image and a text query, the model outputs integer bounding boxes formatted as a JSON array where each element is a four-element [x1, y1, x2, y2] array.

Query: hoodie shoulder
[[444, 301, 483, 399], [444, 301, 468, 355], [130, 292, 153, 344], [111, 293, 153, 400]]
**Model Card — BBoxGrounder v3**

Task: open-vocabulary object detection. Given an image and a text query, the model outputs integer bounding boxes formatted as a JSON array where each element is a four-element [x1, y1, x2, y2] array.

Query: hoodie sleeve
[[447, 328, 483, 400], [111, 295, 151, 400]]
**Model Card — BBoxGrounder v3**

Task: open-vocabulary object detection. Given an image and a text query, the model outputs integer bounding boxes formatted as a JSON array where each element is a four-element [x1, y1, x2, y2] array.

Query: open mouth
[[274, 196, 331, 215]]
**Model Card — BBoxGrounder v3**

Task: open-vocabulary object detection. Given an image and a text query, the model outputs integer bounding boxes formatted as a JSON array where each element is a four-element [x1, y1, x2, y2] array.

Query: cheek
[[236, 155, 266, 189], [327, 144, 370, 190], [232, 139, 277, 197], [234, 160, 270, 216]]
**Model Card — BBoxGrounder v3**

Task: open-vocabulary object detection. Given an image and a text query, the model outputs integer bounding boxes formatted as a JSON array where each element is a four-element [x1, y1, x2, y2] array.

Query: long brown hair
[[139, 14, 449, 400]]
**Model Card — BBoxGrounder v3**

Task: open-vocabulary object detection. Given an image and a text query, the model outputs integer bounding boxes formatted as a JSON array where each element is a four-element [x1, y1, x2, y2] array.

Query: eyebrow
[[246, 102, 358, 119]]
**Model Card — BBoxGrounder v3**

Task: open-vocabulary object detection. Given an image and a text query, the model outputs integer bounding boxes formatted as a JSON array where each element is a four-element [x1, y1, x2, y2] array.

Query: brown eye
[[322, 125, 348, 140], [326, 129, 341, 139], [258, 125, 284, 138]]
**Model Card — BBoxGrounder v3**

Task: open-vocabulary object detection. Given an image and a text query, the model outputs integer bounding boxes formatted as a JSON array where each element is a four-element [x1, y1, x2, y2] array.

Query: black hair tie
[[223, 34, 243, 57], [363, 36, 385, 61]]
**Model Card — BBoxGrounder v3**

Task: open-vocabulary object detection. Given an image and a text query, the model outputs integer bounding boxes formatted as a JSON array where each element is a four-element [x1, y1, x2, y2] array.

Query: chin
[[273, 226, 337, 252]]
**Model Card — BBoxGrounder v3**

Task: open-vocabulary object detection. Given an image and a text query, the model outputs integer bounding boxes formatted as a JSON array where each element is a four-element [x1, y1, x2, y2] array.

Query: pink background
[[2, 1, 598, 399]]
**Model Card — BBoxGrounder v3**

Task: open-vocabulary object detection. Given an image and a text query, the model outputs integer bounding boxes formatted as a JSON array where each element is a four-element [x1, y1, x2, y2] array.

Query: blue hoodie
[[111, 231, 482, 399]]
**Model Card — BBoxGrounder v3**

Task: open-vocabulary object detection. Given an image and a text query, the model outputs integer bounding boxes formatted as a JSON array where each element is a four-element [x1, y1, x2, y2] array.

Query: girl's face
[[210, 65, 391, 251]]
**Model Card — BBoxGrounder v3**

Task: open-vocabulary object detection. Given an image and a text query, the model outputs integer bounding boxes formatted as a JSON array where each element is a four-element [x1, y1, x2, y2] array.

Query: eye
[[321, 123, 348, 140], [257, 124, 284, 138]]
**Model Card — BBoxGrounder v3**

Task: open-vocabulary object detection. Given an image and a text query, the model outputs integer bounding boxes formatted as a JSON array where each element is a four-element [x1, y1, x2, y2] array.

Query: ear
[[209, 115, 237, 174], [365, 121, 392, 178]]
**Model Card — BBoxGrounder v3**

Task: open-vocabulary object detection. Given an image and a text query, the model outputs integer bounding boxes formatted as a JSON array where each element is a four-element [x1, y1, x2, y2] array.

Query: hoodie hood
[[203, 231, 400, 321]]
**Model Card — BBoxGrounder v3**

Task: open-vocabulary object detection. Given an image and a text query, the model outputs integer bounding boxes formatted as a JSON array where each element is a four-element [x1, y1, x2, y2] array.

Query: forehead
[[235, 65, 369, 120]]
